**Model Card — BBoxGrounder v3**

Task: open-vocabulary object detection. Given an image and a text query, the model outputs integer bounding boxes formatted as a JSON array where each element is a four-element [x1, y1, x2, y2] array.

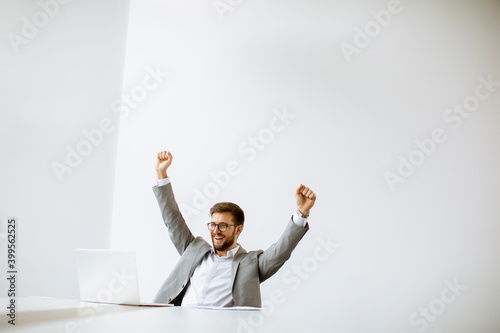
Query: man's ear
[[236, 224, 243, 237]]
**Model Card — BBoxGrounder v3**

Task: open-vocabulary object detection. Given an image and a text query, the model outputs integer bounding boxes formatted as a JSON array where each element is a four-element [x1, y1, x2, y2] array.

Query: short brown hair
[[210, 202, 245, 226]]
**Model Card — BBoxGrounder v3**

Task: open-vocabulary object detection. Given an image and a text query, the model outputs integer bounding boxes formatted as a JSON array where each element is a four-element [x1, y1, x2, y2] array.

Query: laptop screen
[[76, 249, 141, 305]]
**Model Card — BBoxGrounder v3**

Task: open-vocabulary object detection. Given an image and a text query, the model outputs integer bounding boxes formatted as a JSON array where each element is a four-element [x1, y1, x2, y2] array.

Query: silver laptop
[[76, 249, 171, 307]]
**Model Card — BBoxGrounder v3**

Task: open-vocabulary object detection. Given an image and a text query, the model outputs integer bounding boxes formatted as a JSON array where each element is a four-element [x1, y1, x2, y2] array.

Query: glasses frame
[[207, 222, 239, 232]]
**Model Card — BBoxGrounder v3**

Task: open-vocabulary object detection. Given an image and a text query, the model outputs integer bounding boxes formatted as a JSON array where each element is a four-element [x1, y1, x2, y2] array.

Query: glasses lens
[[208, 223, 229, 231]]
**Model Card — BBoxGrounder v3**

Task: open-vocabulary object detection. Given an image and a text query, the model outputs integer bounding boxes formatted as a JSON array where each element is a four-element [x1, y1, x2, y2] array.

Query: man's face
[[210, 212, 242, 253]]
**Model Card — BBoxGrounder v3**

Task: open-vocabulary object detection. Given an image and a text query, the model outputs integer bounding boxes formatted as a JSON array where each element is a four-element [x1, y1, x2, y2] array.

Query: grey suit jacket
[[152, 182, 309, 307]]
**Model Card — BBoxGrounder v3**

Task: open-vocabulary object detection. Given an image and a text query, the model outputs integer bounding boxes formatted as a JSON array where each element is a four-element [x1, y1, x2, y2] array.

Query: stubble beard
[[212, 230, 236, 252]]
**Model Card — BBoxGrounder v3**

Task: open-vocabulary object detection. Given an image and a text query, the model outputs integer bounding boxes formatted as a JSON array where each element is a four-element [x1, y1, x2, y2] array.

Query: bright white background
[[2, 0, 500, 332], [0, 0, 129, 301]]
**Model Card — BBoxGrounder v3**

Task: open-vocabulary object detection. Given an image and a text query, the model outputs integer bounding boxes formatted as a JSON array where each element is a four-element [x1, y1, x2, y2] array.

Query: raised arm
[[153, 150, 195, 255], [258, 184, 316, 281]]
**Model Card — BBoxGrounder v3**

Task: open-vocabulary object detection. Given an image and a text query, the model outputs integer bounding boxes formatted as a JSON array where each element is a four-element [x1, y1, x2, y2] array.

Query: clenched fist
[[156, 151, 173, 179], [295, 184, 316, 216]]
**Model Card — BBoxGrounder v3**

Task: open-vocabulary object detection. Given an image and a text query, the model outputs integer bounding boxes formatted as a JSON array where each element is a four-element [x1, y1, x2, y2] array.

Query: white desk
[[0, 297, 265, 333]]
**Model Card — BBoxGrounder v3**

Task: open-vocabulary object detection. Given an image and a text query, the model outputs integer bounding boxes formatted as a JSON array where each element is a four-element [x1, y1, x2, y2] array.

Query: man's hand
[[156, 151, 173, 179], [295, 184, 316, 216]]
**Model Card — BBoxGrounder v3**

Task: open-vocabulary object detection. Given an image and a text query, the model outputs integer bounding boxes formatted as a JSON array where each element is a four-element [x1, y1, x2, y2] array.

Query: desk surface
[[0, 297, 268, 333]]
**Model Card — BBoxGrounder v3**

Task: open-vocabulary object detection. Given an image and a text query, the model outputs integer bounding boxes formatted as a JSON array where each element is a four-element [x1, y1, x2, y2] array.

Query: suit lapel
[[188, 242, 211, 277], [231, 245, 247, 288]]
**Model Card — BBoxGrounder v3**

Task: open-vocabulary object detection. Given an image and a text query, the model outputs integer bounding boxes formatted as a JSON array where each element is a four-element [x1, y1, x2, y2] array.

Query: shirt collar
[[211, 244, 240, 259]]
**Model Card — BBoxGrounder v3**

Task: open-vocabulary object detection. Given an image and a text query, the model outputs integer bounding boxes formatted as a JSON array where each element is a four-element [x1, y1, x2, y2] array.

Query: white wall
[[1, 0, 499, 332], [110, 0, 500, 332], [0, 0, 130, 298]]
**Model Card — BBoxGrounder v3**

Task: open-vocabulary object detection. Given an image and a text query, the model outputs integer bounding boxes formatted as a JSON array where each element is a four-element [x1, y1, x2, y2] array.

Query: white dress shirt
[[156, 177, 307, 306], [181, 246, 240, 307]]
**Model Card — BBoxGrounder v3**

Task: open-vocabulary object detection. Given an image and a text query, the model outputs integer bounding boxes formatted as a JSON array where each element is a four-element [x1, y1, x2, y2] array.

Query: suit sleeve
[[257, 219, 309, 282], [153, 182, 195, 255]]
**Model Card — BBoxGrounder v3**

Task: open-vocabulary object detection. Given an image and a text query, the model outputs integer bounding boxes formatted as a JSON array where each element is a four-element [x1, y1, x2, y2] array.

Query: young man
[[152, 150, 316, 307]]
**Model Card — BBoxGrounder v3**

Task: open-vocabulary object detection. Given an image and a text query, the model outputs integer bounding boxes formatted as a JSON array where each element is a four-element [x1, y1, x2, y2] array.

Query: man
[[152, 150, 316, 307]]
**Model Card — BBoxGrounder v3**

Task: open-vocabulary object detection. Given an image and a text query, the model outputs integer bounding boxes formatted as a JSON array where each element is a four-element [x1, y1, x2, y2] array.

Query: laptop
[[76, 249, 172, 307]]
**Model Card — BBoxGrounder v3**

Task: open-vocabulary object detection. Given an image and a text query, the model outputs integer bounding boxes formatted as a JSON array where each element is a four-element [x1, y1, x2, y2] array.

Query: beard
[[211, 230, 236, 252]]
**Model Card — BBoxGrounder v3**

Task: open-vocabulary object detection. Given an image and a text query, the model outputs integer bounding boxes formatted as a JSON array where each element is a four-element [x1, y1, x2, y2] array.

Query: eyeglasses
[[207, 222, 239, 232]]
